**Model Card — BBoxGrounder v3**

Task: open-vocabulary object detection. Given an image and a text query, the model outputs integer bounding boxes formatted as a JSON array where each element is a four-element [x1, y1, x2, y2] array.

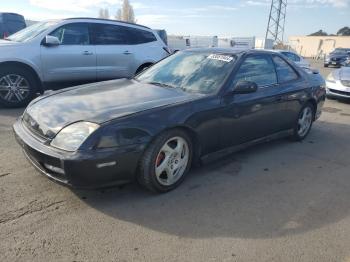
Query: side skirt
[[200, 129, 293, 164]]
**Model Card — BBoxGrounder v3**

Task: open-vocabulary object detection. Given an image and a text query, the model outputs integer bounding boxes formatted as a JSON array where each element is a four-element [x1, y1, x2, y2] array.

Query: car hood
[[339, 67, 350, 80], [0, 39, 22, 46], [24, 79, 201, 138]]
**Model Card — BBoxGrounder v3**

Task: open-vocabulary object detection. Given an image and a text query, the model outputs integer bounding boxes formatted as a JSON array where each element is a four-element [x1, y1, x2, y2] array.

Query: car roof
[[63, 17, 151, 30]]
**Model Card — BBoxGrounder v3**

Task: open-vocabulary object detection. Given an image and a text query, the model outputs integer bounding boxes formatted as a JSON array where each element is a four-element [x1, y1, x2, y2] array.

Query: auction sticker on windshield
[[207, 54, 234, 63]]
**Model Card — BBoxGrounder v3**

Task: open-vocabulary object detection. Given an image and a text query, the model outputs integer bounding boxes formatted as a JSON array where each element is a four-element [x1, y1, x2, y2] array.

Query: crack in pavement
[[0, 173, 11, 178], [0, 199, 66, 224]]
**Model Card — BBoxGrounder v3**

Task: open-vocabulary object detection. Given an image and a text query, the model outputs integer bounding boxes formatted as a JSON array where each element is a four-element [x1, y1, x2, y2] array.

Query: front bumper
[[13, 119, 145, 189], [326, 80, 350, 98]]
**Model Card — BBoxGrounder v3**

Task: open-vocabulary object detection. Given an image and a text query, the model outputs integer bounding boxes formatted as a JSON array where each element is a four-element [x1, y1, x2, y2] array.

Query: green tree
[[337, 27, 350, 36], [308, 30, 328, 36]]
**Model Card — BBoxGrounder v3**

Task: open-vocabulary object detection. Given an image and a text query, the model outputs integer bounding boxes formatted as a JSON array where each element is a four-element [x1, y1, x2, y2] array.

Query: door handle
[[82, 51, 93, 55], [123, 51, 132, 55]]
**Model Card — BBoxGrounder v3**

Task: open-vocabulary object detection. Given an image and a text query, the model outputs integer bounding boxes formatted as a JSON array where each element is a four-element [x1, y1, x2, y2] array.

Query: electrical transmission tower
[[265, 0, 287, 44]]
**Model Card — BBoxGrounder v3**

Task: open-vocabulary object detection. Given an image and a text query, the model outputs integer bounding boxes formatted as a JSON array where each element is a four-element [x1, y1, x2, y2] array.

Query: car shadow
[[73, 120, 350, 239]]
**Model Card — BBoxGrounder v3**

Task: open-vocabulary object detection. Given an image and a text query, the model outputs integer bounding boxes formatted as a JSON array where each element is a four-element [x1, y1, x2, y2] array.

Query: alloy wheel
[[0, 74, 30, 103], [297, 106, 313, 137], [154, 136, 190, 186]]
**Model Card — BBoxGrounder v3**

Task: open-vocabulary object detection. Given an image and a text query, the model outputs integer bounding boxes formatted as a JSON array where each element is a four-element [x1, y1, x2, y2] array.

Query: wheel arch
[[148, 125, 202, 167], [306, 98, 317, 120], [0, 61, 43, 93], [135, 62, 154, 75]]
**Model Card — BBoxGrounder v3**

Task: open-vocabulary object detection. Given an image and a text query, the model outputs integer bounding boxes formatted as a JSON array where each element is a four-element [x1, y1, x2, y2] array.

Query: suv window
[[50, 23, 90, 45], [125, 27, 157, 44], [282, 52, 300, 62], [273, 56, 299, 83], [91, 23, 157, 45], [234, 55, 277, 87]]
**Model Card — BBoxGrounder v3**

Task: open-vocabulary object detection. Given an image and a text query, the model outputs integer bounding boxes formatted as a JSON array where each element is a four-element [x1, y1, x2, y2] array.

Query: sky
[[1, 0, 349, 39]]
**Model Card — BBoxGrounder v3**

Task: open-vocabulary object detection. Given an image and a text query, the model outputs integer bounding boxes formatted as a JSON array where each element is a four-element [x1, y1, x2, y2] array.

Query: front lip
[[13, 119, 146, 189]]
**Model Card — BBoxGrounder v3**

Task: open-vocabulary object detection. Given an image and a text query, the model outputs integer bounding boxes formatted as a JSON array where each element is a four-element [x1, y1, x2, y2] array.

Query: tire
[[324, 64, 329, 68], [0, 66, 37, 108], [291, 103, 315, 141], [138, 129, 193, 193]]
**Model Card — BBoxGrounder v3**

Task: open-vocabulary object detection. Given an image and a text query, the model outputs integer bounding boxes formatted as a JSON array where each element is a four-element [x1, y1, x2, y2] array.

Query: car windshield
[[136, 51, 236, 94], [332, 49, 350, 55], [6, 21, 59, 42]]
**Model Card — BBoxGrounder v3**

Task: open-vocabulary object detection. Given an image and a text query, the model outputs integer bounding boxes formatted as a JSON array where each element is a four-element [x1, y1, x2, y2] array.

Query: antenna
[[265, 0, 287, 44]]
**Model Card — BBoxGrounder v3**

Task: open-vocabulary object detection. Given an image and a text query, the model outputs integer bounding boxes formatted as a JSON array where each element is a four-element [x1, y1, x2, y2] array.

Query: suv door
[[90, 23, 134, 80], [40, 22, 96, 83], [221, 54, 287, 148]]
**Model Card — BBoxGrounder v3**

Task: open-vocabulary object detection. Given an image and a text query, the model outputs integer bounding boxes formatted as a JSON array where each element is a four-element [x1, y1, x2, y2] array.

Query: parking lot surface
[[1, 60, 350, 262]]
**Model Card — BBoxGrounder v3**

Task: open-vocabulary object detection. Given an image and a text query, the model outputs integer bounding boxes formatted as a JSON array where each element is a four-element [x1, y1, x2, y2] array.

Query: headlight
[[327, 73, 335, 83], [51, 122, 99, 151]]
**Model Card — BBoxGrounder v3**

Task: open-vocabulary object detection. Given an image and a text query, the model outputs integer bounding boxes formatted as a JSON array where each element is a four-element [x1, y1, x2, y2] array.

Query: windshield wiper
[[146, 81, 176, 89]]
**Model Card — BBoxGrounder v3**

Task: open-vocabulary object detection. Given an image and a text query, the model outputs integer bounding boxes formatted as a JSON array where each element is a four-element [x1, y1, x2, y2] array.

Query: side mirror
[[42, 35, 60, 47], [232, 81, 258, 94]]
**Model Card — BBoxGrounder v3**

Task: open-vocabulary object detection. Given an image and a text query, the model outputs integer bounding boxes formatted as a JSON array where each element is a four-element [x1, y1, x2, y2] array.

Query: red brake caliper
[[156, 152, 165, 166]]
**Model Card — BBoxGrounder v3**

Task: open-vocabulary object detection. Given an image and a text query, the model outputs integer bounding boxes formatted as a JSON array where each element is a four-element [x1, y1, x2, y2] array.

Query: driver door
[[220, 54, 287, 148], [40, 22, 96, 83]]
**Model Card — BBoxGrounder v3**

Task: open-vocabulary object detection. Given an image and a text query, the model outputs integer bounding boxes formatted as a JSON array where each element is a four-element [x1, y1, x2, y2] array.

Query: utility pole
[[265, 0, 287, 44]]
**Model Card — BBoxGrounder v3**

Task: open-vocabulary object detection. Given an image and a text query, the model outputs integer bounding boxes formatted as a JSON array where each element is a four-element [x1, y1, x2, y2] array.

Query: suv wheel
[[0, 67, 37, 108]]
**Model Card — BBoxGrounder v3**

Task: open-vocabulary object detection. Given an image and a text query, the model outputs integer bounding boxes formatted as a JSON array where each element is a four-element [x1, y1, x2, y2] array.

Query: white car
[[326, 63, 350, 99], [273, 50, 311, 69], [0, 18, 170, 107]]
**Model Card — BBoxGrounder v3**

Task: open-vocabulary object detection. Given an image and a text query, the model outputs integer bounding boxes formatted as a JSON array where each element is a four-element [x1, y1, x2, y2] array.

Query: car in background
[[0, 12, 26, 39], [326, 63, 350, 99], [13, 49, 325, 192], [273, 50, 311, 69], [0, 18, 170, 108], [324, 48, 350, 68]]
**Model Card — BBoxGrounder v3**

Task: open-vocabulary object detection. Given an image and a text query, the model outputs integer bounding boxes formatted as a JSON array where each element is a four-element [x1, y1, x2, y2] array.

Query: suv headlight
[[327, 73, 335, 83], [51, 122, 99, 151]]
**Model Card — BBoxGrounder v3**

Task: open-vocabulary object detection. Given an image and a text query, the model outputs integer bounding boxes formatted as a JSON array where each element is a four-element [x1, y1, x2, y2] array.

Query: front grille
[[341, 80, 350, 87], [329, 88, 350, 97], [23, 145, 68, 183]]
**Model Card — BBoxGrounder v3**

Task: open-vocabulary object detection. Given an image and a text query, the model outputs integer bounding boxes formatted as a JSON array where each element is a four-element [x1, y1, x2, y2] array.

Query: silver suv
[[0, 18, 170, 107]]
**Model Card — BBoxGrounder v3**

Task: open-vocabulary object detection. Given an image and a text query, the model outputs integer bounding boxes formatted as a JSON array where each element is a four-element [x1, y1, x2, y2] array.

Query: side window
[[234, 55, 277, 87], [124, 27, 157, 44], [272, 56, 299, 83], [91, 24, 128, 45], [282, 52, 300, 62], [49, 23, 90, 45], [91, 24, 157, 45]]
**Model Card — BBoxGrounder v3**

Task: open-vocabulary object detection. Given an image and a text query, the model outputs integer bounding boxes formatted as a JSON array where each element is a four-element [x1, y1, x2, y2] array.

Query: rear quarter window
[[124, 27, 157, 45], [273, 56, 299, 83]]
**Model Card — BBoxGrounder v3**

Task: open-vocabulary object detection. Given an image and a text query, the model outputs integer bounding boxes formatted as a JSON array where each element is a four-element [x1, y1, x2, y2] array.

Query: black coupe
[[14, 49, 326, 192]]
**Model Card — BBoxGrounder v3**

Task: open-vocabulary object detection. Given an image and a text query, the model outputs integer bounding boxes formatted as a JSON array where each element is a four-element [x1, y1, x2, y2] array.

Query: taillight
[[3, 32, 8, 39]]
